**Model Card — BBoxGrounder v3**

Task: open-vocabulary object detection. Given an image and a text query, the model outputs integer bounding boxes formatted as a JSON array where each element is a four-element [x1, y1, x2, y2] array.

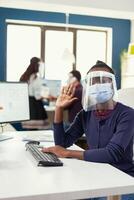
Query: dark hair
[[20, 57, 40, 82], [87, 60, 115, 75], [69, 70, 81, 81], [30, 57, 40, 65]]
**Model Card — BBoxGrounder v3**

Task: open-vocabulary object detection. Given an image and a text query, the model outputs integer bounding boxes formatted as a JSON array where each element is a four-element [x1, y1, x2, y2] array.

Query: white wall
[[1, 0, 134, 19]]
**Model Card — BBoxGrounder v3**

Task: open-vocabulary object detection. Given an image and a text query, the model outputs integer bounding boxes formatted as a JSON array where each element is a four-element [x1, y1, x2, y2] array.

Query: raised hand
[[56, 84, 78, 109]]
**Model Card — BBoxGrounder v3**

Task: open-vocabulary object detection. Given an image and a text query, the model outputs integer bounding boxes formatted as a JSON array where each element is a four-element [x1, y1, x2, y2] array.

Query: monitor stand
[[0, 124, 14, 142]]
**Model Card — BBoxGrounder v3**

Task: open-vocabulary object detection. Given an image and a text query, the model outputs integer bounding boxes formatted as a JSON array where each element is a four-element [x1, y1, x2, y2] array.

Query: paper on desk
[[22, 130, 54, 142]]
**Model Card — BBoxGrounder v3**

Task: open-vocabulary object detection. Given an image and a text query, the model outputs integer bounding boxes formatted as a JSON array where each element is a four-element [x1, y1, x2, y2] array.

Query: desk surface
[[0, 131, 134, 200]]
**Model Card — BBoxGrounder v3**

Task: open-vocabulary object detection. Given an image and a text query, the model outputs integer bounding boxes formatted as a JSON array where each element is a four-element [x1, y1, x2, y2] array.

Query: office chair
[[117, 87, 134, 109]]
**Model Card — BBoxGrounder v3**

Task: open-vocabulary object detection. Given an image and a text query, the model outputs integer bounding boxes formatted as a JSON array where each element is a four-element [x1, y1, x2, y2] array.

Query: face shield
[[82, 71, 117, 111]]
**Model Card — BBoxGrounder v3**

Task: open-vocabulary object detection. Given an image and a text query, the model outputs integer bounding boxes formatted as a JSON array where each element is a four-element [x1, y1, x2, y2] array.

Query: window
[[45, 30, 73, 81], [7, 25, 41, 81], [6, 22, 112, 82], [76, 30, 107, 78]]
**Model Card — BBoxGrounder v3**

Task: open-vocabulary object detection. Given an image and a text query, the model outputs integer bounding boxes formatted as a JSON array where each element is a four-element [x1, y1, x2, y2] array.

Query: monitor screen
[[0, 82, 30, 123], [44, 79, 61, 97]]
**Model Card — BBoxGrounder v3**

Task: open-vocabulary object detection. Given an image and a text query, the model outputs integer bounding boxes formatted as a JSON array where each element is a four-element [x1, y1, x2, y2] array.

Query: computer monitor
[[44, 79, 61, 97], [0, 82, 30, 141]]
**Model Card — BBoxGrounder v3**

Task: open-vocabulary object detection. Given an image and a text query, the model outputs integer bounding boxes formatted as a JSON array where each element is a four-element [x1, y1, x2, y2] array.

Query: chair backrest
[[117, 88, 134, 109]]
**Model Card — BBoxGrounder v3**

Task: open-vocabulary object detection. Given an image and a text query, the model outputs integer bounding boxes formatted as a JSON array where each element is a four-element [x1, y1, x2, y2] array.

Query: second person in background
[[66, 70, 83, 125], [20, 57, 49, 130]]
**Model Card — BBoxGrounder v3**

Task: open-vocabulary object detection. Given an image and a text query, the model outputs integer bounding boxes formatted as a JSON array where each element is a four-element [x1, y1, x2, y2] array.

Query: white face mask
[[68, 77, 77, 84], [88, 83, 113, 104], [67, 73, 77, 84]]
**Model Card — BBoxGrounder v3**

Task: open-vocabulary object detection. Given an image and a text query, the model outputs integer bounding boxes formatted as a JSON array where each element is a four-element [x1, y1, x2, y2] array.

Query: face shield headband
[[82, 71, 117, 111]]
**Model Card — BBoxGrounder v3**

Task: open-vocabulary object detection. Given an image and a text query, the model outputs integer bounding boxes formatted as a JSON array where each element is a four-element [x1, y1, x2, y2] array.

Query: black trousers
[[29, 97, 48, 120]]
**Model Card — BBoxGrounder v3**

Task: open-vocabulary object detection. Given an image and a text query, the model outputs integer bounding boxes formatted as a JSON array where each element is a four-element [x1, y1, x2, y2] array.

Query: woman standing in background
[[20, 57, 48, 129]]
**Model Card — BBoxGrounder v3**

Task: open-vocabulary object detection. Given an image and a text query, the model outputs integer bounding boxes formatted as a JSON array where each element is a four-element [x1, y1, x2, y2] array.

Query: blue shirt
[[54, 102, 134, 177]]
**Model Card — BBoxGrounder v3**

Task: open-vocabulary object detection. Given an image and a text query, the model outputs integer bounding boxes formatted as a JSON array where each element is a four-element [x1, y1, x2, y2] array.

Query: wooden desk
[[0, 131, 134, 200]]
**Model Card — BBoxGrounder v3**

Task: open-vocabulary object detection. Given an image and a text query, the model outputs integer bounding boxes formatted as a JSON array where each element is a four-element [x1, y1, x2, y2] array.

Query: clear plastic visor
[[82, 71, 117, 111]]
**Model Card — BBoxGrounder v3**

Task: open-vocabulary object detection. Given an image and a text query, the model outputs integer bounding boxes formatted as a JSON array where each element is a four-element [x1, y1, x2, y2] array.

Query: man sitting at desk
[[42, 61, 134, 200]]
